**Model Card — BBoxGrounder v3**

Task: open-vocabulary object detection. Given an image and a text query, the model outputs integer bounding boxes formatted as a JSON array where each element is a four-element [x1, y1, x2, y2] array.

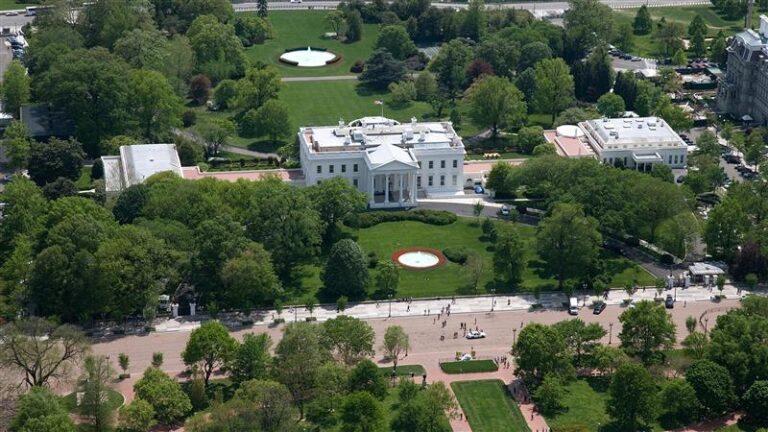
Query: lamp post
[[609, 323, 613, 345], [490, 288, 496, 312], [704, 317, 709, 334], [388, 294, 393, 318], [512, 328, 517, 352], [294, 306, 297, 323]]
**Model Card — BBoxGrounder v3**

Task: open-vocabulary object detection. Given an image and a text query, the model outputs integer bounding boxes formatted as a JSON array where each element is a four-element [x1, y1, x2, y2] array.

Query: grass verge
[[379, 364, 427, 377], [451, 380, 531, 432], [440, 359, 498, 374]]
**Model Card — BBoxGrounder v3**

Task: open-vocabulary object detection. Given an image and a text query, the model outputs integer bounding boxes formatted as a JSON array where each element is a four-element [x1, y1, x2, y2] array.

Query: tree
[[467, 75, 527, 138], [118, 399, 156, 432], [514, 323, 573, 384], [563, 0, 615, 59], [127, 69, 183, 140], [359, 49, 406, 90], [518, 42, 552, 72], [113, 184, 149, 225], [327, 10, 346, 37], [213, 79, 238, 109], [340, 392, 386, 432], [9, 387, 75, 432], [187, 15, 247, 81], [432, 39, 473, 100], [533, 374, 565, 415], [614, 22, 635, 52], [655, 21, 686, 56], [657, 102, 693, 131], [348, 359, 388, 399], [592, 345, 629, 376], [553, 319, 607, 363], [248, 99, 291, 144], [517, 126, 545, 154], [743, 380, 768, 425], [685, 359, 737, 417], [656, 212, 700, 259], [274, 322, 329, 418], [607, 363, 659, 431], [597, 93, 626, 118], [230, 333, 272, 385], [465, 252, 485, 294], [234, 66, 281, 113], [710, 31, 728, 65], [189, 74, 212, 105], [197, 118, 235, 156], [1, 60, 30, 117], [682, 332, 708, 360], [707, 309, 768, 393], [382, 326, 410, 370], [0, 318, 89, 387], [27, 138, 85, 186], [704, 203, 749, 261], [533, 58, 575, 123], [308, 177, 368, 241], [2, 120, 32, 171], [234, 15, 272, 46], [536, 203, 601, 288], [375, 260, 400, 298], [376, 25, 417, 60], [36, 48, 130, 155], [633, 5, 652, 35], [321, 239, 370, 299], [322, 315, 375, 365], [78, 355, 117, 432], [133, 367, 192, 425], [152, 353, 164, 368], [660, 379, 700, 426], [114, 28, 171, 70], [118, 353, 130, 377], [573, 46, 614, 102], [220, 244, 282, 308], [415, 72, 438, 102], [493, 225, 526, 284], [182, 321, 239, 385], [229, 379, 297, 431], [257, 0, 268, 17], [388, 81, 417, 106], [651, 164, 674, 183], [618, 300, 676, 363], [345, 10, 363, 42]]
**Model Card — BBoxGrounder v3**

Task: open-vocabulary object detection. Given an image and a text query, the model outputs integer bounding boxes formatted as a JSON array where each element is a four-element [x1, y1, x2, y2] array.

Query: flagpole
[[381, 101, 384, 117]]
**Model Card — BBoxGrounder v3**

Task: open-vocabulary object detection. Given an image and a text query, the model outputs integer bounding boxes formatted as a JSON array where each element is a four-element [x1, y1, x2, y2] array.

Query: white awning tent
[[688, 262, 726, 283]]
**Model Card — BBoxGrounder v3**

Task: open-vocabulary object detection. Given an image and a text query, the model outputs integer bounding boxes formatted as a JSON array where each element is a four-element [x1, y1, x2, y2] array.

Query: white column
[[398, 173, 403, 204], [368, 174, 375, 206], [384, 174, 389, 205]]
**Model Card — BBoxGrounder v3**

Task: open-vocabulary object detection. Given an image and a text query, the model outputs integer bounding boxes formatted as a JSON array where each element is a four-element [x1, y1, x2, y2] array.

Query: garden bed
[[440, 359, 498, 374]]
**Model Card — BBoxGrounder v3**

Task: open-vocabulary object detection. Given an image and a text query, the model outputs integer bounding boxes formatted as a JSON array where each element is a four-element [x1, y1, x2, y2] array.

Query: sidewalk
[[154, 285, 752, 333]]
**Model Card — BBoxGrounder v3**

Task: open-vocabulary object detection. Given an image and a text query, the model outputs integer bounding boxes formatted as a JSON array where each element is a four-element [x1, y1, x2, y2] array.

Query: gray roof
[[102, 144, 183, 193]]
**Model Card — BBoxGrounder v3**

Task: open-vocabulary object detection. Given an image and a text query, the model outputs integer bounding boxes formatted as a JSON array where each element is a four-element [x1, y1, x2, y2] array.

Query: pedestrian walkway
[[154, 285, 752, 333]]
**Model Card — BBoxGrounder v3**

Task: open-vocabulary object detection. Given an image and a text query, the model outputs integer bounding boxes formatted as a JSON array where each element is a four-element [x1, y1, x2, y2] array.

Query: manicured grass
[[62, 388, 124, 413], [0, 0, 33, 11], [379, 364, 427, 377], [451, 380, 531, 432], [440, 359, 498, 374], [243, 11, 380, 77], [75, 165, 94, 190], [543, 377, 612, 432]]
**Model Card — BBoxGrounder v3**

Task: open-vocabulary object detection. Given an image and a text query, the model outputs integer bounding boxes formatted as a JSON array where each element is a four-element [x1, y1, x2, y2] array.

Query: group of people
[[494, 355, 511, 369]]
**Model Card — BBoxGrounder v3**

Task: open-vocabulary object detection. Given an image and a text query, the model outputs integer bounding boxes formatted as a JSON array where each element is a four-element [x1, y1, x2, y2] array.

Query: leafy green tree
[[467, 75, 527, 138], [533, 374, 565, 415], [27, 138, 85, 186], [415, 72, 438, 102], [533, 143, 557, 155], [345, 10, 363, 42], [614, 22, 635, 52], [127, 69, 184, 140], [375, 260, 400, 297], [597, 93, 626, 117], [307, 177, 368, 241], [322, 315, 375, 365], [515, 67, 537, 104], [533, 58, 575, 123], [476, 35, 519, 78], [1, 60, 30, 117], [655, 212, 699, 259], [607, 363, 659, 431], [114, 28, 171, 70], [133, 367, 192, 425], [743, 380, 768, 425], [221, 244, 283, 308], [197, 118, 235, 156], [2, 121, 32, 171], [321, 239, 370, 299], [518, 42, 552, 72], [9, 386, 75, 432], [79, 0, 153, 49], [388, 81, 417, 106], [256, 0, 268, 17], [563, 0, 615, 58], [514, 323, 573, 383], [77, 355, 117, 432], [517, 126, 545, 154], [359, 49, 407, 90], [376, 25, 417, 60], [432, 39, 473, 100], [348, 359, 388, 399], [305, 362, 349, 427], [187, 15, 247, 81], [182, 321, 239, 385], [493, 225, 526, 284], [573, 45, 614, 102], [461, 0, 487, 41], [553, 319, 606, 363], [382, 325, 410, 370], [234, 15, 272, 45], [162, 35, 196, 95], [0, 318, 89, 387], [650, 164, 674, 183], [112, 184, 150, 224], [232, 379, 297, 431], [36, 48, 130, 155], [710, 31, 728, 65], [118, 399, 156, 432], [672, 48, 688, 66], [656, 21, 686, 56], [274, 322, 329, 419], [707, 308, 768, 393], [685, 359, 738, 417], [326, 10, 346, 37], [592, 345, 630, 376], [536, 203, 601, 288], [618, 300, 676, 363], [660, 379, 701, 426], [633, 5, 652, 35], [657, 102, 693, 131], [234, 66, 282, 113], [213, 79, 238, 110], [340, 392, 386, 432], [230, 333, 272, 384], [246, 99, 291, 144]]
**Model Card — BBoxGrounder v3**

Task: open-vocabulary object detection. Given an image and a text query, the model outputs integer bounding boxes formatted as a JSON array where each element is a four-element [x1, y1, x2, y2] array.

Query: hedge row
[[443, 247, 470, 264], [344, 209, 457, 228]]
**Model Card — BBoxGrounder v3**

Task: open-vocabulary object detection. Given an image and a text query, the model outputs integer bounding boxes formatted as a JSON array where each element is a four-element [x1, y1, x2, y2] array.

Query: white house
[[578, 117, 688, 171], [299, 117, 466, 208], [101, 144, 183, 195]]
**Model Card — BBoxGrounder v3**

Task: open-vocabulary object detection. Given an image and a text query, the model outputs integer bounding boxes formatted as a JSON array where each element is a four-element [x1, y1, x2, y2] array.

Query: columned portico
[[371, 171, 416, 208]]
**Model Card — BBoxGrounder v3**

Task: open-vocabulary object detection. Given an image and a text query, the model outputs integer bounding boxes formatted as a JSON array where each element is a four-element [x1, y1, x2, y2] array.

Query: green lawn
[[0, 0, 33, 11], [76, 166, 94, 190], [290, 218, 655, 302], [451, 380, 531, 432], [379, 364, 426, 377], [543, 377, 612, 432], [244, 11, 380, 77], [62, 388, 124, 413], [440, 359, 498, 374]]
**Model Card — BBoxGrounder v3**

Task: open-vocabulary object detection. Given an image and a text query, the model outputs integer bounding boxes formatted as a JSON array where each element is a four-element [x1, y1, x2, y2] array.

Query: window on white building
[[669, 155, 672, 164], [341, 164, 346, 173], [453, 160, 458, 168], [417, 176, 422, 187], [428, 161, 434, 169], [452, 175, 457, 186], [440, 175, 445, 186], [317, 165, 322, 174], [353, 178, 358, 187], [353, 164, 359, 172], [317, 180, 321, 184], [674, 155, 678, 164], [329, 165, 334, 173], [441, 160, 446, 169], [428, 176, 433, 186]]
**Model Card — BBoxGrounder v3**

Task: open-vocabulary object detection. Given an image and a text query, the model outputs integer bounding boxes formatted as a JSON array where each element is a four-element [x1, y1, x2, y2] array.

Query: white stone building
[[101, 144, 183, 195], [578, 117, 688, 170], [299, 117, 465, 208]]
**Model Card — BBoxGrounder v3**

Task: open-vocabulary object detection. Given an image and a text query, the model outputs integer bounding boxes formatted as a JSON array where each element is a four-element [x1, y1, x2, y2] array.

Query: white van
[[568, 297, 579, 315]]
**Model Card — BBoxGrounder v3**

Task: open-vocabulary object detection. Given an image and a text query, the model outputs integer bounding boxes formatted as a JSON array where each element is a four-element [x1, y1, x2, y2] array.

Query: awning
[[632, 152, 663, 163], [688, 262, 726, 276]]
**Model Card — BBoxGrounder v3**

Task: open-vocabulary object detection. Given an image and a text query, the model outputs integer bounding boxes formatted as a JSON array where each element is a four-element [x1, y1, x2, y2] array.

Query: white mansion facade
[[299, 117, 466, 208]]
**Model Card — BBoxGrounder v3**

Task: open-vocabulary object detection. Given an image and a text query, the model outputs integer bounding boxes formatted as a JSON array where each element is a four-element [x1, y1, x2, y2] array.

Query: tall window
[[428, 161, 434, 169], [440, 175, 445, 186], [353, 178, 358, 187], [428, 176, 433, 186], [353, 164, 359, 172], [440, 160, 446, 169], [417, 176, 422, 187], [329, 165, 334, 173], [316, 165, 322, 174], [453, 160, 458, 168], [452, 175, 457, 186], [341, 164, 346, 173]]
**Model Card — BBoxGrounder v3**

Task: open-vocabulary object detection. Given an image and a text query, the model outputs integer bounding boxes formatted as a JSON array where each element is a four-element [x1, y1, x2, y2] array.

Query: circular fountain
[[279, 46, 338, 67], [392, 248, 446, 270]]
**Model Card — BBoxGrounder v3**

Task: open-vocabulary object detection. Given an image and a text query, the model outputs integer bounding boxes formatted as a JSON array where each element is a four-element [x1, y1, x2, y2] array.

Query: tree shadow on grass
[[246, 139, 283, 154], [582, 375, 611, 393]]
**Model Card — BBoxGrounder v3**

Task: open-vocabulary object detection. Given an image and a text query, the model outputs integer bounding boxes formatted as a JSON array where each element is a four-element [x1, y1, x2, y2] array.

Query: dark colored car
[[665, 295, 674, 309], [593, 302, 607, 315], [724, 154, 741, 164]]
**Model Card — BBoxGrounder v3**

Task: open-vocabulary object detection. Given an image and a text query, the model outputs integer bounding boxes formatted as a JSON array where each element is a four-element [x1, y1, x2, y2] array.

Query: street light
[[512, 328, 517, 351], [388, 294, 393, 318], [294, 306, 297, 323], [704, 317, 709, 334], [609, 323, 613, 345], [490, 288, 496, 312]]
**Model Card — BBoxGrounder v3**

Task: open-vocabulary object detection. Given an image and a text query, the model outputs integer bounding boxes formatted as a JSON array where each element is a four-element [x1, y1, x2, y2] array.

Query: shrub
[[660, 254, 674, 265], [344, 209, 457, 228], [367, 251, 379, 268], [350, 60, 365, 73], [388, 81, 416, 106], [443, 247, 470, 264], [182, 110, 197, 128], [91, 159, 104, 180], [624, 236, 640, 247]]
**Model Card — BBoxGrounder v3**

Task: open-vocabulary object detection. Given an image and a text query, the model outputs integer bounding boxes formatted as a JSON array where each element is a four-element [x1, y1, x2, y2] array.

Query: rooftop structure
[[544, 125, 595, 159], [299, 117, 466, 208], [102, 144, 183, 194], [718, 15, 768, 123]]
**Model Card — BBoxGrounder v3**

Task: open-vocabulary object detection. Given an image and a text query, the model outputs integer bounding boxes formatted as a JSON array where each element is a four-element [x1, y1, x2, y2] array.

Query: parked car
[[465, 330, 486, 339], [676, 175, 686, 184], [724, 154, 741, 164], [568, 297, 579, 315], [5, 11, 18, 16], [499, 205, 510, 217], [474, 185, 485, 194], [593, 302, 607, 315], [665, 294, 674, 309]]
